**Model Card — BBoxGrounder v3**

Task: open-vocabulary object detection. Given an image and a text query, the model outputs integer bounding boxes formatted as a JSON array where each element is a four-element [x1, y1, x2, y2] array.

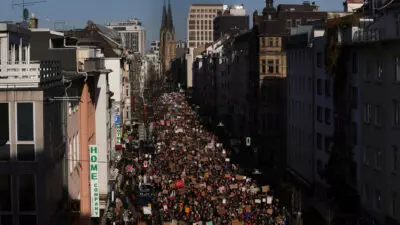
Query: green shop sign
[[89, 145, 100, 217]]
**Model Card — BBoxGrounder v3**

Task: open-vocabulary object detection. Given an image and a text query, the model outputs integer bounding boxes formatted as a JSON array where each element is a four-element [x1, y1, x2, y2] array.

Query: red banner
[[175, 180, 184, 189]]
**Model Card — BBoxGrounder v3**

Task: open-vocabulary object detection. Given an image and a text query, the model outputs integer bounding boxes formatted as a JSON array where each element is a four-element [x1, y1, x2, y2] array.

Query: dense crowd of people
[[108, 92, 289, 225]]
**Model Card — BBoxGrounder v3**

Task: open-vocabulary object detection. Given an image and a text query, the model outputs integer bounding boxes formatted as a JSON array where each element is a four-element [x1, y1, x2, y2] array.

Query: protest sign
[[143, 206, 152, 215]]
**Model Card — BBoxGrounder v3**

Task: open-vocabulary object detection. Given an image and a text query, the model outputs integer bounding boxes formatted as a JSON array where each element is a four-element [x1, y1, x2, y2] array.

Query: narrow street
[[106, 92, 289, 225]]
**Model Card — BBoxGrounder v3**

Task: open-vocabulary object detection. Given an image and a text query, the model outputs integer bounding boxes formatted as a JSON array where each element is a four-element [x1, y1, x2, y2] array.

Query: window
[[394, 101, 400, 127], [393, 146, 398, 172], [261, 60, 266, 74], [275, 59, 280, 74], [286, 19, 292, 28], [395, 57, 400, 81], [375, 149, 382, 169], [69, 140, 73, 173], [316, 133, 322, 150], [0, 175, 11, 211], [352, 52, 358, 73], [19, 174, 36, 211], [324, 136, 331, 153], [317, 159, 323, 178], [325, 79, 331, 96], [317, 79, 322, 95], [351, 122, 357, 145], [268, 38, 273, 47], [375, 189, 381, 210], [17, 103, 34, 141], [364, 103, 372, 124], [374, 105, 382, 126], [396, 13, 400, 37], [363, 146, 370, 165], [393, 192, 398, 216], [350, 86, 358, 109], [317, 106, 322, 122], [76, 133, 80, 166], [363, 183, 370, 203], [275, 38, 279, 47], [267, 60, 273, 73], [365, 62, 371, 80], [316, 52, 322, 68], [0, 103, 10, 161], [295, 19, 301, 26], [17, 144, 35, 161], [376, 60, 383, 80], [20, 215, 37, 225], [261, 38, 265, 47], [74, 135, 78, 168], [325, 108, 331, 125], [1, 215, 13, 225]]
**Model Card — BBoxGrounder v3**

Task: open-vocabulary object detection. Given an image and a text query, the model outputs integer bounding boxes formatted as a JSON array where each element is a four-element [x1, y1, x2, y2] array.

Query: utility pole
[[12, 0, 46, 21]]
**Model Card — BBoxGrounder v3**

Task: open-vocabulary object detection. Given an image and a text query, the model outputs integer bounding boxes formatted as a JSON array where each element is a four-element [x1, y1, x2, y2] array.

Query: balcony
[[0, 61, 61, 88], [340, 27, 385, 45]]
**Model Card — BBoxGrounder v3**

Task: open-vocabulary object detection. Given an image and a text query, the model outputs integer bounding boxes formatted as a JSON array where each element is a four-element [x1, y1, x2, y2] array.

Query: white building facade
[[106, 18, 147, 54]]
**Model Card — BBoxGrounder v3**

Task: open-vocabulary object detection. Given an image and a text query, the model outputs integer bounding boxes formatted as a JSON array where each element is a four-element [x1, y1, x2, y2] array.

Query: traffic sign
[[246, 137, 251, 147], [114, 114, 121, 125]]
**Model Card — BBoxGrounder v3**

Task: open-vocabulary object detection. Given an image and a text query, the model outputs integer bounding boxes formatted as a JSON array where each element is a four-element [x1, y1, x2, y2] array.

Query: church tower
[[159, 0, 176, 76]]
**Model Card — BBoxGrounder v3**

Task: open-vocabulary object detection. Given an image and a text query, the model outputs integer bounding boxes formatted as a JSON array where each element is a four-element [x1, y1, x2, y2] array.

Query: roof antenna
[[12, 0, 46, 21]]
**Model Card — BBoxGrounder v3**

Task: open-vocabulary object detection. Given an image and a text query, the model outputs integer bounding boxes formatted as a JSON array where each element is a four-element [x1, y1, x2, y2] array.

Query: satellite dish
[[23, 8, 29, 21]]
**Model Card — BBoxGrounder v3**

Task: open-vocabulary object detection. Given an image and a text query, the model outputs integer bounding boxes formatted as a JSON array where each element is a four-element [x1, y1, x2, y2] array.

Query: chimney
[[29, 13, 38, 29]]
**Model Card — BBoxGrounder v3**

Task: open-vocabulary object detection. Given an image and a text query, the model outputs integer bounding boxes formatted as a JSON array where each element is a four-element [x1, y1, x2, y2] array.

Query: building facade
[[213, 5, 249, 41], [187, 3, 224, 48], [0, 22, 66, 225], [106, 18, 146, 54]]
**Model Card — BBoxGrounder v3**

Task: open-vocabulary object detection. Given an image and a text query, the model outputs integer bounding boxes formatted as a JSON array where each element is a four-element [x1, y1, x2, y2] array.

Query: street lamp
[[217, 122, 224, 127]]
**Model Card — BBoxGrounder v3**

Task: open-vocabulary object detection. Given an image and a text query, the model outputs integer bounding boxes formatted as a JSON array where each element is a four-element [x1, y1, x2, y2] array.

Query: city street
[[106, 92, 289, 224]]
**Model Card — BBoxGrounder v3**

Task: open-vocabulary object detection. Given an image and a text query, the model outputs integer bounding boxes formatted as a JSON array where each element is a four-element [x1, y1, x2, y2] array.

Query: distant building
[[106, 18, 146, 54], [150, 40, 160, 55], [176, 40, 187, 49], [187, 3, 225, 48], [213, 4, 249, 41]]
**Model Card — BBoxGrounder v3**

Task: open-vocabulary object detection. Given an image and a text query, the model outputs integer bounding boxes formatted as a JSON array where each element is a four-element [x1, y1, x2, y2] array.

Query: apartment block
[[0, 22, 65, 225], [106, 18, 146, 54], [187, 3, 224, 48]]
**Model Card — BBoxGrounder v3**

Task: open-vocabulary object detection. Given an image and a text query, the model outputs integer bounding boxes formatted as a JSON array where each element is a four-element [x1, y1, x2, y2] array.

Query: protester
[[108, 92, 289, 225]]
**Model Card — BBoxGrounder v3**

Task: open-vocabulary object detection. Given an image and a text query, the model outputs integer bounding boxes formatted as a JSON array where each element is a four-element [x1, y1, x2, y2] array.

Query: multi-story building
[[62, 22, 124, 223], [187, 3, 224, 48], [340, 1, 400, 224], [213, 4, 249, 41], [285, 1, 400, 224], [192, 29, 259, 146], [150, 40, 160, 56], [252, 0, 328, 190], [160, 0, 176, 76], [0, 22, 65, 225], [106, 18, 146, 54]]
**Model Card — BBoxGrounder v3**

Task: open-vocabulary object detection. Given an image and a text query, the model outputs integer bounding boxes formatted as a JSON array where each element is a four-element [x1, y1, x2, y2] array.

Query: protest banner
[[262, 185, 270, 193]]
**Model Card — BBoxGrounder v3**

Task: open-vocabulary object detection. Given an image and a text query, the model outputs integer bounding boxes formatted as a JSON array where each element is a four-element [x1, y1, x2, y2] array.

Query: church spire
[[266, 0, 274, 8], [167, 0, 174, 31], [161, 0, 167, 30]]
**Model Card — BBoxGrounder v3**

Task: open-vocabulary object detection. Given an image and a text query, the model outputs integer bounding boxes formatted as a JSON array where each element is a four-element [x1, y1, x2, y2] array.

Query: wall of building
[[357, 36, 400, 225], [94, 73, 110, 200], [79, 80, 96, 222], [0, 89, 65, 225], [187, 4, 225, 48], [105, 58, 122, 103]]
